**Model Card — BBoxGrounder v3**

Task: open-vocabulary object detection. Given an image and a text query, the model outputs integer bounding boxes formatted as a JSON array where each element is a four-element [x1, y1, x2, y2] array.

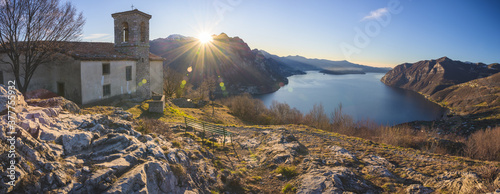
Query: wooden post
[[223, 128, 226, 147], [184, 117, 187, 135], [202, 122, 206, 144], [212, 133, 215, 152]]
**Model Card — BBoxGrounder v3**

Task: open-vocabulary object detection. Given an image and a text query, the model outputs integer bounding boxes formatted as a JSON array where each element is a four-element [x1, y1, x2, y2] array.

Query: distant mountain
[[150, 33, 299, 94], [381, 57, 500, 96], [260, 51, 391, 74]]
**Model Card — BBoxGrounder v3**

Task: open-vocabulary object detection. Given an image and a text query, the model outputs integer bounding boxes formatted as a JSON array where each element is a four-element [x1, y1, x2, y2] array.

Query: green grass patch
[[171, 141, 182, 148], [282, 183, 297, 193], [274, 165, 298, 179], [250, 176, 262, 182]]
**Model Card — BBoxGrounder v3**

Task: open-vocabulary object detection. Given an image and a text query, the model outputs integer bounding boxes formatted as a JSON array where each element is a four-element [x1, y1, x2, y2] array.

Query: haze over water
[[255, 71, 446, 125]]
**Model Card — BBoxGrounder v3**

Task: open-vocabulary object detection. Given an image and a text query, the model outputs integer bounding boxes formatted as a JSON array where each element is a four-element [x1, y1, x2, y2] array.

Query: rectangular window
[[57, 82, 65, 97], [126, 66, 132, 81], [102, 63, 110, 75], [0, 71, 3, 85], [103, 84, 111, 96]]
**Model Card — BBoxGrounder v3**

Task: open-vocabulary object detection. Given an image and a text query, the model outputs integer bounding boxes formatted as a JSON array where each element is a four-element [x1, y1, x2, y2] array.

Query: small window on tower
[[126, 66, 132, 81], [103, 84, 111, 96], [122, 22, 129, 42], [102, 63, 110, 75]]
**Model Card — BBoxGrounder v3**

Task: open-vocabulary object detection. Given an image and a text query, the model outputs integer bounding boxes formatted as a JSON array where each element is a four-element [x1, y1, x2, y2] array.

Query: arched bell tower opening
[[122, 22, 129, 42], [112, 9, 152, 99]]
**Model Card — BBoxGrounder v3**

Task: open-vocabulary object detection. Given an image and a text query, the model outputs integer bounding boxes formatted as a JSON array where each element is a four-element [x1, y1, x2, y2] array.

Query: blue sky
[[71, 0, 500, 67]]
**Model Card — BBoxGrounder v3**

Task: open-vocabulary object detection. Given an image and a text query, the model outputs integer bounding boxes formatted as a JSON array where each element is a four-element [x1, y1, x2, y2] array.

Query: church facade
[[0, 9, 163, 104]]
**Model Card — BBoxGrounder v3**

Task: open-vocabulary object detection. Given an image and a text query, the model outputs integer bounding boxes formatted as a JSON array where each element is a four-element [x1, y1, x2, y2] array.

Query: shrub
[[282, 183, 297, 193], [465, 127, 500, 161], [476, 165, 499, 182], [304, 103, 329, 130], [170, 163, 187, 181], [377, 127, 427, 149], [269, 101, 303, 124], [329, 103, 356, 135], [135, 118, 171, 138], [171, 141, 182, 148], [224, 94, 270, 124], [274, 165, 298, 179]]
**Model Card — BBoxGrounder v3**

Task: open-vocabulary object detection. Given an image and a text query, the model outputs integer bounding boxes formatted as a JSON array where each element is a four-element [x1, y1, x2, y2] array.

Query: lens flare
[[198, 33, 213, 44]]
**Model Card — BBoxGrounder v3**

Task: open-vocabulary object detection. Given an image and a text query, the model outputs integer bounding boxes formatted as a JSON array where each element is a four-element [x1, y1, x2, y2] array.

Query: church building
[[0, 9, 163, 104]]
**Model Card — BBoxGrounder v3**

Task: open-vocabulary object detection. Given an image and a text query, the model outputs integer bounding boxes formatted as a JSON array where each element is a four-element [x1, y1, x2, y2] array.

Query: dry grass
[[221, 94, 500, 162], [135, 118, 172, 138], [465, 127, 500, 161]]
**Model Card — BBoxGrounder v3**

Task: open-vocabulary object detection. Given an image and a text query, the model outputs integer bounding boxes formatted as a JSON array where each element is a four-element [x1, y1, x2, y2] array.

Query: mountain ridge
[[260, 50, 392, 74], [381, 56, 499, 96], [150, 33, 296, 95]]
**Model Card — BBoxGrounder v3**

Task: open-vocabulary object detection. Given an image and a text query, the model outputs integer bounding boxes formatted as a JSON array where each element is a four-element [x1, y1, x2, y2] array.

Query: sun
[[198, 32, 213, 44]]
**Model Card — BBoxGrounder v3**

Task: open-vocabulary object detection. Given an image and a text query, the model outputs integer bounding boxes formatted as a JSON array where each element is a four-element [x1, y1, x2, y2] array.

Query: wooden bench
[[184, 117, 234, 146]]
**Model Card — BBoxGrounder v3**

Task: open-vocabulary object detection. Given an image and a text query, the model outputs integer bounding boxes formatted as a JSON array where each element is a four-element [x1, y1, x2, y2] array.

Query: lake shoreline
[[255, 71, 446, 125]]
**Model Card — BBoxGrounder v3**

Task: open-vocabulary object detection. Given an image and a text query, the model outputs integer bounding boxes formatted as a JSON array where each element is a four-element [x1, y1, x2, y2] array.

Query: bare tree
[[0, 0, 85, 93], [163, 67, 183, 98]]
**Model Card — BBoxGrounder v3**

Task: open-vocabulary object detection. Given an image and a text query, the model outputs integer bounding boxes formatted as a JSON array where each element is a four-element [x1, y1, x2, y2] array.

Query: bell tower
[[112, 9, 152, 99]]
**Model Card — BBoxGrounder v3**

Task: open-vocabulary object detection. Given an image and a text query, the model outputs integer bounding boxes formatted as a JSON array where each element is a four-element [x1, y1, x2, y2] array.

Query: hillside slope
[[431, 72, 500, 116], [1, 88, 499, 193], [150, 34, 302, 95]]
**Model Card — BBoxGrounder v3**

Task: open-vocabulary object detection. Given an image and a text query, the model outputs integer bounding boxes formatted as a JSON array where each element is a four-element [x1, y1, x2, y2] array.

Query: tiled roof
[[60, 42, 163, 61], [1, 41, 164, 61], [149, 53, 164, 61], [62, 42, 135, 60]]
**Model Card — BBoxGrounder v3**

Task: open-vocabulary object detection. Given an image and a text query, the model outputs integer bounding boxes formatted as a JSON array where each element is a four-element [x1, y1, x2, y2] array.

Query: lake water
[[255, 71, 446, 125]]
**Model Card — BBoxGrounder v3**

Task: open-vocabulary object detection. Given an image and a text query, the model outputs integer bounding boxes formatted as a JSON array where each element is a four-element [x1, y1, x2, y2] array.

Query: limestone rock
[[362, 165, 395, 178], [104, 162, 179, 194], [362, 155, 394, 168], [26, 97, 80, 113], [62, 132, 92, 155], [0, 84, 27, 114], [406, 184, 434, 194], [329, 145, 357, 160], [258, 130, 307, 165], [296, 166, 376, 193]]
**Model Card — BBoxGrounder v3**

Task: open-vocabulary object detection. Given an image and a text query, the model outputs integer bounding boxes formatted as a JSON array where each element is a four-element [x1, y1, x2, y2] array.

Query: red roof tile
[[61, 42, 163, 61]]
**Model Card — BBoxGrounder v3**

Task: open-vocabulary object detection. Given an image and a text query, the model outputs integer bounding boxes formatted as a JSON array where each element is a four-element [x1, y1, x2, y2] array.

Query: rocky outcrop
[[26, 97, 80, 114], [296, 167, 376, 193], [0, 91, 216, 193], [256, 129, 307, 165], [0, 84, 27, 114], [381, 57, 499, 96], [405, 184, 434, 194]]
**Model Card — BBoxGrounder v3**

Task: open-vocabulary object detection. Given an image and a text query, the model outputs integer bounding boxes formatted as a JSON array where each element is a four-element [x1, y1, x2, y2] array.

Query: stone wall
[[112, 10, 152, 100], [148, 95, 165, 113]]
